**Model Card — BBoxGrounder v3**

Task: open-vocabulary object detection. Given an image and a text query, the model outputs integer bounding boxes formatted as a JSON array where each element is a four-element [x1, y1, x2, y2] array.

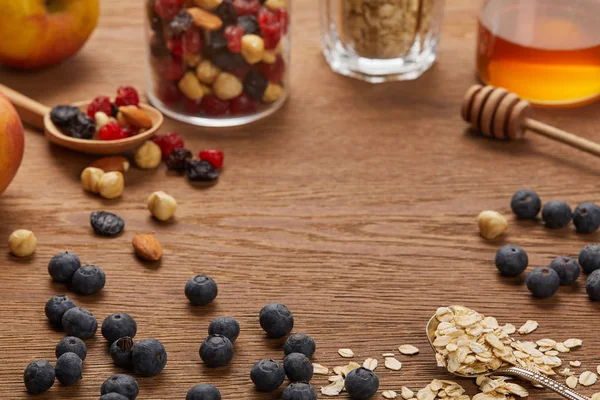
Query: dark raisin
[[110, 103, 119, 118], [169, 9, 193, 35], [244, 70, 268, 100], [50, 105, 80, 128], [238, 15, 260, 35], [215, 0, 238, 25], [204, 30, 229, 55], [68, 112, 96, 139], [90, 211, 125, 237], [211, 51, 247, 70], [150, 34, 170, 58], [186, 160, 220, 182], [166, 148, 193, 172]]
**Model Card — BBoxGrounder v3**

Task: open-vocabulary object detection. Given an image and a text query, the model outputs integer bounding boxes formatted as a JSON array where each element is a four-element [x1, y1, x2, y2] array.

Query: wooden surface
[[1, 1, 600, 399]]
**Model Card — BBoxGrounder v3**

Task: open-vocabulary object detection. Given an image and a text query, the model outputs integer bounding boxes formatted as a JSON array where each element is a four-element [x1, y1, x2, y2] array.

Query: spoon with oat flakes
[[426, 306, 589, 400]]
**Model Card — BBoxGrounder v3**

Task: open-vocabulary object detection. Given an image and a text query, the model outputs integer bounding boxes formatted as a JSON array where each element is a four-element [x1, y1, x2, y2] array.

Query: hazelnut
[[8, 229, 37, 257], [477, 210, 509, 239], [147, 191, 177, 221], [193, 0, 223, 10], [178, 71, 205, 101], [98, 171, 125, 199], [196, 60, 221, 84], [213, 72, 243, 100], [262, 83, 283, 103], [80, 167, 105, 194], [264, 0, 286, 10], [262, 50, 277, 64], [134, 141, 162, 169], [184, 52, 203, 67], [241, 34, 265, 65], [94, 111, 111, 131]]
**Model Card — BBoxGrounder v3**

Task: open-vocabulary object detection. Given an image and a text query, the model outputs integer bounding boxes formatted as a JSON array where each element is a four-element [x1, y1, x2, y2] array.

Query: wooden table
[[1, 1, 600, 399]]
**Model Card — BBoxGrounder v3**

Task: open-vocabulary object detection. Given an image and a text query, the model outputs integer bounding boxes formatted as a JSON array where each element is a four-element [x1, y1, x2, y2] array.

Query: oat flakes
[[385, 357, 402, 371], [399, 344, 420, 355], [401, 386, 415, 399], [592, 393, 600, 400], [517, 320, 538, 335], [313, 363, 329, 375], [566, 376, 578, 389], [383, 390, 398, 399], [579, 371, 597, 386], [364, 358, 378, 370], [570, 361, 582, 367], [338, 348, 355, 358], [564, 339, 583, 349], [322, 379, 345, 396]]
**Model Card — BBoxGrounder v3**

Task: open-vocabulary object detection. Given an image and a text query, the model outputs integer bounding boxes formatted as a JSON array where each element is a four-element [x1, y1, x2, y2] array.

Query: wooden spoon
[[0, 84, 164, 155]]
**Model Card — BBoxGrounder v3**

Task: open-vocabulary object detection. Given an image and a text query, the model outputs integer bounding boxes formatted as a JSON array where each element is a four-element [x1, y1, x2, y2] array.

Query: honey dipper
[[461, 85, 600, 157]]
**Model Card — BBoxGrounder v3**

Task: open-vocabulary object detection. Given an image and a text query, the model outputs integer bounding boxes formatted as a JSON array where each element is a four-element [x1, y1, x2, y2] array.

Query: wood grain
[[1, 0, 600, 399]]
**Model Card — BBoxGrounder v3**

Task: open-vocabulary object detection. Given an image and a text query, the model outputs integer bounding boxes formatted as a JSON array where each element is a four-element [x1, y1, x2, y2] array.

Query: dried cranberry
[[230, 94, 258, 115], [159, 57, 186, 81], [167, 37, 184, 56], [215, 0, 238, 25], [259, 54, 285, 83], [262, 29, 281, 50], [186, 160, 220, 181], [152, 132, 185, 159], [224, 25, 244, 53], [169, 9, 193, 34], [122, 125, 140, 137], [153, 0, 183, 20], [150, 34, 169, 58], [87, 96, 112, 118], [238, 15, 260, 35], [166, 148, 193, 172], [199, 149, 224, 169], [201, 95, 230, 116], [258, 8, 282, 49], [229, 64, 251, 80], [183, 98, 203, 114], [233, 0, 260, 16], [99, 121, 127, 141], [183, 28, 203, 54], [274, 8, 289, 34], [115, 86, 140, 107], [157, 81, 183, 104], [243, 70, 268, 100]]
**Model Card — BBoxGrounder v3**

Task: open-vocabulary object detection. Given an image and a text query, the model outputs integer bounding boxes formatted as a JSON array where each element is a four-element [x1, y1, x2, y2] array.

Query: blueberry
[[549, 256, 581, 285], [185, 275, 219, 305], [244, 70, 268, 100], [110, 337, 135, 369], [494, 245, 528, 277], [208, 317, 240, 342], [284, 333, 316, 358], [91, 211, 125, 237], [23, 360, 55, 394], [345, 367, 379, 399], [45, 294, 77, 326], [186, 384, 222, 400], [99, 394, 130, 400], [50, 105, 80, 127], [526, 267, 560, 298], [579, 244, 600, 274], [510, 189, 541, 219], [541, 200, 572, 229], [71, 265, 106, 295], [55, 352, 83, 386], [573, 202, 600, 234], [102, 313, 137, 343], [68, 112, 96, 139], [250, 359, 286, 392], [62, 307, 98, 339], [132, 338, 167, 377], [200, 334, 234, 368], [238, 15, 260, 35], [586, 269, 600, 301], [283, 353, 313, 382], [101, 374, 139, 400], [259, 302, 294, 338], [56, 336, 87, 361], [282, 382, 318, 400], [48, 251, 81, 283]]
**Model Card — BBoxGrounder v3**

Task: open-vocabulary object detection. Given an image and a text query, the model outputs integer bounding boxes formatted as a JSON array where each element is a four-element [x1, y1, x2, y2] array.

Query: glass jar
[[321, 0, 445, 83], [145, 0, 290, 127]]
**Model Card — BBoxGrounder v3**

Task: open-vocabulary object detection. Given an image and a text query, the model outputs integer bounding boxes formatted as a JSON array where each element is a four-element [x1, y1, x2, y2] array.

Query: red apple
[[0, 0, 99, 69], [0, 93, 24, 195]]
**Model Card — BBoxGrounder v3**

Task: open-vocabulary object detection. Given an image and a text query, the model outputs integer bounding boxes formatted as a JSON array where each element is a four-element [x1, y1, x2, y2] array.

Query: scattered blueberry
[[586, 269, 600, 301], [185, 275, 219, 306], [23, 360, 55, 394], [62, 307, 98, 339], [345, 367, 379, 400], [56, 336, 87, 361], [283, 353, 313, 382], [110, 337, 135, 369], [186, 384, 222, 400], [526, 267, 560, 298], [91, 211, 125, 237], [208, 317, 240, 343], [71, 265, 106, 295], [282, 382, 318, 400], [50, 105, 80, 128], [166, 148, 193, 172], [68, 112, 96, 139], [250, 359, 286, 392], [573, 202, 600, 234], [284, 333, 316, 358], [132, 338, 167, 377], [549, 256, 581, 285], [48, 252, 81, 283], [200, 334, 234, 368], [244, 70, 268, 100], [494, 245, 528, 277], [238, 15, 260, 35], [259, 303, 294, 338], [55, 352, 83, 386], [579, 244, 600, 274], [99, 394, 130, 400], [101, 374, 139, 400], [510, 189, 541, 220], [45, 294, 77, 326], [541, 200, 572, 229], [186, 160, 220, 182], [102, 313, 137, 343]]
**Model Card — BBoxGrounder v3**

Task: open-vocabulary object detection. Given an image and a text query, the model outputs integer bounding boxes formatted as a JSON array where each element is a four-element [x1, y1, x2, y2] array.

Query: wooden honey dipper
[[461, 85, 600, 157]]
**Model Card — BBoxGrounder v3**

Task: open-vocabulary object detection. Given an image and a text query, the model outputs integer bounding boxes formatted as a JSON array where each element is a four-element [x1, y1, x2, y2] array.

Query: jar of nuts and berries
[[146, 0, 289, 127]]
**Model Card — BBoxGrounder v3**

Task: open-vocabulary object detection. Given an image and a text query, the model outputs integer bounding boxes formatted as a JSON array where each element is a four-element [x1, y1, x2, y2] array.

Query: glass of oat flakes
[[321, 0, 445, 82]]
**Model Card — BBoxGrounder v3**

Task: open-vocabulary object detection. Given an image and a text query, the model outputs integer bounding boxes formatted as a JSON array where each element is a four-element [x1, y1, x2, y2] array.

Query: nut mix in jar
[[146, 0, 289, 127]]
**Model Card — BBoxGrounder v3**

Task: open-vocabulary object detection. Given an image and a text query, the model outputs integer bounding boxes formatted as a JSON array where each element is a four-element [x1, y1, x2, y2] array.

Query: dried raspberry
[[233, 0, 260, 16], [153, 0, 184, 20], [167, 37, 184, 56], [224, 25, 244, 53], [122, 125, 140, 137], [152, 132, 185, 159], [258, 9, 282, 49], [183, 28, 203, 54], [87, 96, 112, 118], [183, 98, 203, 114], [229, 94, 258, 115], [115, 86, 140, 107], [201, 95, 230, 116], [98, 121, 127, 141], [157, 81, 183, 104], [274, 8, 289, 34], [258, 54, 285, 83], [199, 149, 224, 169], [159, 57, 186, 81]]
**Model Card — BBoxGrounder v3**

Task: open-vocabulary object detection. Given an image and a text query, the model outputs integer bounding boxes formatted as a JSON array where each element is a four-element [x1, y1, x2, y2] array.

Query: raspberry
[[167, 37, 184, 56], [87, 96, 112, 118], [230, 94, 258, 115], [157, 81, 183, 104], [201, 95, 230, 116], [152, 132, 185, 159], [199, 149, 224, 169], [224, 25, 244, 53], [159, 57, 186, 81], [98, 121, 127, 141], [183, 28, 203, 54], [115, 86, 140, 107], [258, 9, 282, 49], [122, 125, 140, 137], [233, 0, 260, 16], [153, 0, 184, 20], [259, 54, 285, 83]]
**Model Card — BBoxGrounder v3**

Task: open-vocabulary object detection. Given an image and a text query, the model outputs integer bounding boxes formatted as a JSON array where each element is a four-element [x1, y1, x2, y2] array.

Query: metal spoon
[[0, 84, 163, 155], [426, 308, 589, 400]]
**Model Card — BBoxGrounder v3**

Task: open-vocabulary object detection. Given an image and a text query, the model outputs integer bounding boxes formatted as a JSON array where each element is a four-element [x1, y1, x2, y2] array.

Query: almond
[[132, 234, 163, 261], [89, 156, 130, 173], [187, 7, 223, 31], [119, 106, 153, 129]]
